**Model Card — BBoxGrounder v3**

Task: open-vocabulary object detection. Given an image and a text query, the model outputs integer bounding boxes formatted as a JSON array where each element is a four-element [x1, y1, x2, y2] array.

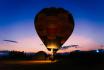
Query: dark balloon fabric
[[34, 7, 74, 50]]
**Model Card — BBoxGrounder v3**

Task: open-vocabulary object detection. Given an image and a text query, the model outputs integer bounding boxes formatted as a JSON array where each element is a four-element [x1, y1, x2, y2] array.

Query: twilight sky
[[0, 0, 104, 53]]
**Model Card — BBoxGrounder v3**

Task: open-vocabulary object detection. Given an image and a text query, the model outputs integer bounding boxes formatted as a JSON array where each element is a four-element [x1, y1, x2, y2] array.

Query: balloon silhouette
[[34, 8, 74, 54]]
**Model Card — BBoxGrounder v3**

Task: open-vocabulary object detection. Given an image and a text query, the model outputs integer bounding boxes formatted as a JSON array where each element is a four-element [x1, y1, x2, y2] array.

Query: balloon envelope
[[34, 8, 74, 51]]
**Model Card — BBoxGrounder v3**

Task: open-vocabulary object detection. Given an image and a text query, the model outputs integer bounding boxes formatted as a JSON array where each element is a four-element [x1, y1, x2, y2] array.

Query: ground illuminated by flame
[[1, 60, 58, 64]]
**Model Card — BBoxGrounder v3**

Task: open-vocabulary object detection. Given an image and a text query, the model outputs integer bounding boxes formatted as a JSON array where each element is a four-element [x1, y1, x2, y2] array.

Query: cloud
[[3, 40, 18, 43], [58, 35, 101, 53], [0, 36, 48, 52]]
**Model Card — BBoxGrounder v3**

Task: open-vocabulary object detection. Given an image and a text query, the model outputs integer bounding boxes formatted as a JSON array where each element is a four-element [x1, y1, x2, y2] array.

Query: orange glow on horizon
[[0, 35, 101, 53]]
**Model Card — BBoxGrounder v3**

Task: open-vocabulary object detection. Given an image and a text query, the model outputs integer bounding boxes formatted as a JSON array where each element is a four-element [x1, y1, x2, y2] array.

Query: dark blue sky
[[0, 0, 104, 52]]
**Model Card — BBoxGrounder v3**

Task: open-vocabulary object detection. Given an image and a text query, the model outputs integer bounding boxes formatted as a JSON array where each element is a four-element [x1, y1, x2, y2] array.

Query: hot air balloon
[[34, 7, 74, 60]]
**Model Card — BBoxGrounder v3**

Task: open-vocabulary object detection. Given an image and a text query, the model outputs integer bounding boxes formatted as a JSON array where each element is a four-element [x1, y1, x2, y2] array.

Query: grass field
[[0, 59, 104, 70], [0, 51, 104, 70]]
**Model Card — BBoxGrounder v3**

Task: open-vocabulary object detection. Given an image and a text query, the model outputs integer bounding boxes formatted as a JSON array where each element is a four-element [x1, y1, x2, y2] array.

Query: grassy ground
[[0, 51, 104, 70], [0, 59, 104, 70]]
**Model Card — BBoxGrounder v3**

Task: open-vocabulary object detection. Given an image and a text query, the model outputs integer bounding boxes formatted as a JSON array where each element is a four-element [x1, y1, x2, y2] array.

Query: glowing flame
[[47, 44, 58, 49]]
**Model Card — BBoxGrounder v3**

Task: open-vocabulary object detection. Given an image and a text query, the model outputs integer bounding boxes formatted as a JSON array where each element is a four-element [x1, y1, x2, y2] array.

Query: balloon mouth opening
[[47, 44, 58, 49], [47, 44, 59, 54]]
